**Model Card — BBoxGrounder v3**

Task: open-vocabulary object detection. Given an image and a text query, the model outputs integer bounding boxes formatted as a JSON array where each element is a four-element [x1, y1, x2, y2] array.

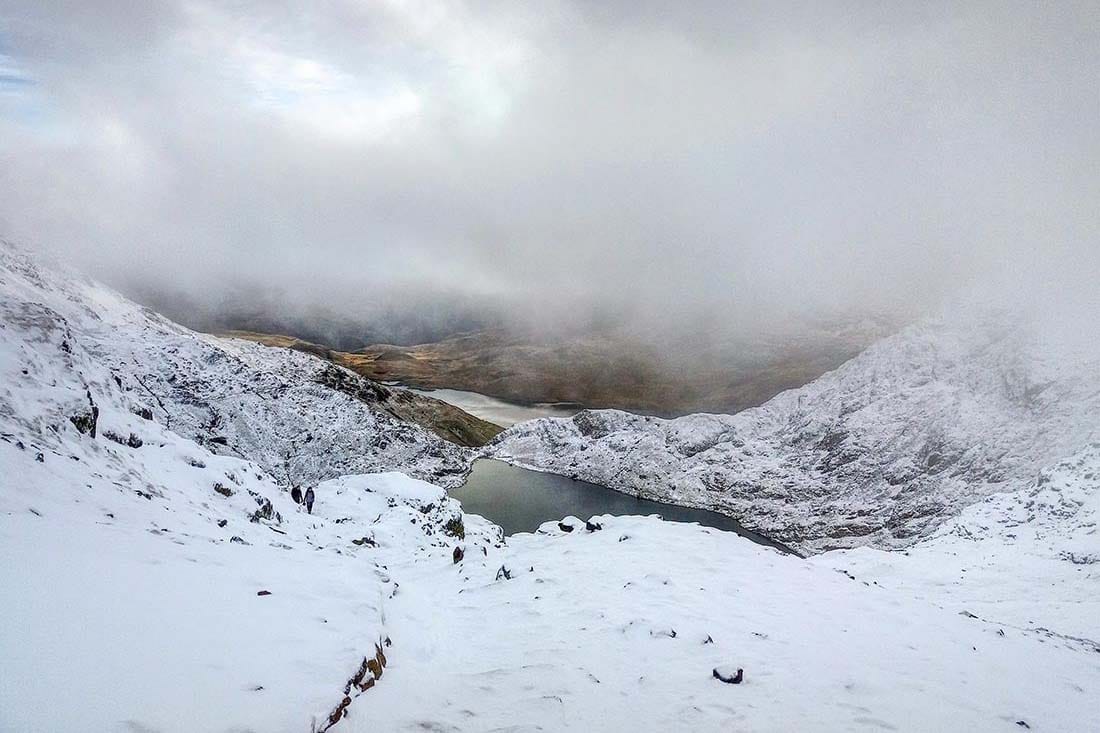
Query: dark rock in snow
[[585, 520, 603, 531], [443, 515, 465, 539], [69, 409, 98, 437], [452, 546, 464, 564], [558, 522, 574, 533], [250, 498, 276, 523], [213, 482, 233, 497], [713, 666, 744, 684], [495, 565, 512, 581], [256, 590, 272, 596], [217, 519, 228, 528]]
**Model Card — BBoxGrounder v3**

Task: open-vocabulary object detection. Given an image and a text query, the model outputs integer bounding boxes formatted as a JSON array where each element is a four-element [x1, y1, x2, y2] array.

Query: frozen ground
[[0, 441, 498, 732], [361, 514, 1099, 732]]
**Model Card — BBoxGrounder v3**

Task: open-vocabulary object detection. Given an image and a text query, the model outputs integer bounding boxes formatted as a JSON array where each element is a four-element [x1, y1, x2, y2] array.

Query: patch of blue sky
[[0, 50, 63, 135]]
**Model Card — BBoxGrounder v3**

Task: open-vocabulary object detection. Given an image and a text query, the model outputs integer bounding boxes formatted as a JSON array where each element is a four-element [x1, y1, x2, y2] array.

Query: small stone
[[558, 522, 574, 533], [585, 520, 603, 531], [713, 666, 744, 684], [453, 546, 464, 564], [217, 519, 228, 528], [256, 590, 272, 596]]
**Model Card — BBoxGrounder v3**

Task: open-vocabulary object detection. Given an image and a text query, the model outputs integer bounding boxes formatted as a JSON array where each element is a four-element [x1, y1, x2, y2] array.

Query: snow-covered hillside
[[817, 440, 1100, 641], [0, 453, 499, 732], [0, 241, 474, 491], [491, 313, 1100, 553], [2, 243, 1098, 731]]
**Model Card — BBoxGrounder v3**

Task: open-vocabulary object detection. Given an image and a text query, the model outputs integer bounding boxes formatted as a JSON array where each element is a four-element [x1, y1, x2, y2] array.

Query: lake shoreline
[[455, 458, 800, 557]]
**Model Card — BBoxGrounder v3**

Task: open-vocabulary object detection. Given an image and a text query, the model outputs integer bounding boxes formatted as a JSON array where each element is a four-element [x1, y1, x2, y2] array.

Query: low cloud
[[0, 1, 1096, 344]]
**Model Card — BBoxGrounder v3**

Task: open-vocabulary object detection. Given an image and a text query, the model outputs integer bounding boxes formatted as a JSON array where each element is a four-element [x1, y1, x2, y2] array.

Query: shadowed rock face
[[220, 331, 503, 447], [312, 363, 503, 447]]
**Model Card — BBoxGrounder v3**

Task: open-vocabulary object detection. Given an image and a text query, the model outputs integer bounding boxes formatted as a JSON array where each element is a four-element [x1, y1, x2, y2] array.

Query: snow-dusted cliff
[[0, 241, 475, 492], [491, 313, 1100, 553]]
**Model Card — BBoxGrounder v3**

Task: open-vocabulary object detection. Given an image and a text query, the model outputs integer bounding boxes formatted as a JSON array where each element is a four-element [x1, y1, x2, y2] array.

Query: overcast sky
[[0, 1, 1097, 339]]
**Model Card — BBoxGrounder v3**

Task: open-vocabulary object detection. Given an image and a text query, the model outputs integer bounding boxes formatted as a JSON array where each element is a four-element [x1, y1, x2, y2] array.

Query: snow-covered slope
[[2, 243, 1098, 731], [362, 514, 1099, 732], [491, 314, 1100, 552], [817, 440, 1100, 641], [0, 241, 474, 491], [0, 452, 499, 732]]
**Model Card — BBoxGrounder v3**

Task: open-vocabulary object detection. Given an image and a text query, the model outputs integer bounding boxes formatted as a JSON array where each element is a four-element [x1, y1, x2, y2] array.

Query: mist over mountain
[[3, 3, 1100, 731], [2, 1, 1097, 348]]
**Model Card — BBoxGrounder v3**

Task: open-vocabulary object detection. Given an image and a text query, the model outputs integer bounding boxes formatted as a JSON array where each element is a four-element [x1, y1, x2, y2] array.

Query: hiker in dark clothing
[[290, 486, 302, 505], [304, 487, 315, 514]]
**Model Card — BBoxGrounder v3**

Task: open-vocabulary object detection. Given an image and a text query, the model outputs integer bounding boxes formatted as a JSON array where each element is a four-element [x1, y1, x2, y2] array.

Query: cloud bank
[[0, 1, 1097, 342]]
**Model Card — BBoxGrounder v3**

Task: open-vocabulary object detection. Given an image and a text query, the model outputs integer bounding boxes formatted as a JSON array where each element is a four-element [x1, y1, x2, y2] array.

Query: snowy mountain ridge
[[491, 310, 1100, 553], [0, 240, 475, 493]]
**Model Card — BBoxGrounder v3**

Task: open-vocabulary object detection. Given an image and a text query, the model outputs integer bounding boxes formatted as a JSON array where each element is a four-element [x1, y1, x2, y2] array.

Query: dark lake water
[[453, 459, 795, 554]]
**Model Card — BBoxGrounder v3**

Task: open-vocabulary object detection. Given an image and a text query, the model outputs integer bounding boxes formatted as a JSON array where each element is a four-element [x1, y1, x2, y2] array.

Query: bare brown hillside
[[225, 322, 891, 417]]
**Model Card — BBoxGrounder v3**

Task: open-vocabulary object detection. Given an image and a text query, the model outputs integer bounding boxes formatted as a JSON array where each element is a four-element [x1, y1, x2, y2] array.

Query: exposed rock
[[250, 498, 276, 523], [443, 515, 465, 539], [713, 666, 744, 684], [69, 401, 99, 437]]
